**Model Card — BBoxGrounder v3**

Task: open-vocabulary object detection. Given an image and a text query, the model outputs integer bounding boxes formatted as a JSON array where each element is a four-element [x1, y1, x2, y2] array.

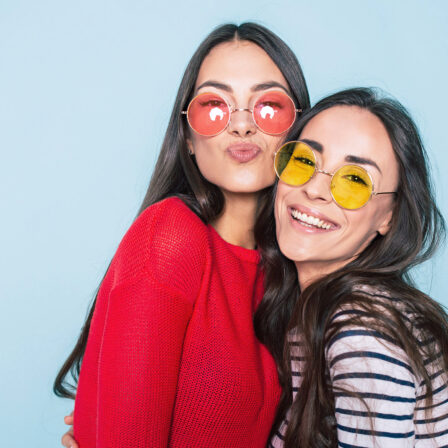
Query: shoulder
[[326, 289, 417, 384], [111, 197, 209, 297], [132, 196, 207, 239], [326, 303, 420, 445], [326, 324, 415, 379], [330, 285, 414, 332]]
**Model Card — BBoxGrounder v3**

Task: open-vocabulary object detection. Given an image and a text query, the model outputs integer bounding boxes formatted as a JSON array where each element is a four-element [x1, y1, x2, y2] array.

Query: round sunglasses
[[182, 91, 301, 136], [274, 141, 397, 210]]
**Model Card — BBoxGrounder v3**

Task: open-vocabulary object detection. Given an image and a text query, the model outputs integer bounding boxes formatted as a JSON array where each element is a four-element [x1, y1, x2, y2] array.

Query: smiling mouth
[[290, 207, 335, 230]]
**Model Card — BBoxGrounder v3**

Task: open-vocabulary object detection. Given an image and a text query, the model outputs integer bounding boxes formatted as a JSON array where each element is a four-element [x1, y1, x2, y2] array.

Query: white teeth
[[290, 209, 332, 230]]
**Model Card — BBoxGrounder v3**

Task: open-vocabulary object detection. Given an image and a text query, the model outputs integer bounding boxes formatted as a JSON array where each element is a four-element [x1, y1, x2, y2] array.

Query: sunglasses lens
[[187, 93, 230, 136], [253, 91, 296, 134], [331, 165, 373, 209], [275, 141, 316, 186]]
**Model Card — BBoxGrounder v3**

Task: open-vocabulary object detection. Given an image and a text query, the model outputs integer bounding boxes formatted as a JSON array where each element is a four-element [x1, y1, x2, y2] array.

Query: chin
[[276, 239, 299, 263], [226, 179, 274, 194]]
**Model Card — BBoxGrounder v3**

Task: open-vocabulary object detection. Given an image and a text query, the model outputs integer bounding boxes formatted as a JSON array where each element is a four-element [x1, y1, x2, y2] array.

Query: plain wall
[[0, 0, 447, 445]]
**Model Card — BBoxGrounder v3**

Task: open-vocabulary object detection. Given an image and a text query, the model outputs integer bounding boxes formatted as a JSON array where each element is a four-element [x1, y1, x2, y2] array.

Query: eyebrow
[[196, 80, 232, 93], [301, 139, 323, 153], [345, 155, 382, 174], [195, 80, 290, 95], [301, 139, 382, 174], [251, 82, 290, 95]]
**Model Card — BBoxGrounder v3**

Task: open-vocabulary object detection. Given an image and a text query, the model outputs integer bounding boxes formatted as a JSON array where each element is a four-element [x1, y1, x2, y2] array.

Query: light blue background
[[1, 0, 447, 446]]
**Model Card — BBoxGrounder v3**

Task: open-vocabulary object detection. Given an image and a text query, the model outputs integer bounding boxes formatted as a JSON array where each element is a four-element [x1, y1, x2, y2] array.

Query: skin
[[62, 413, 75, 448], [187, 40, 291, 248], [275, 105, 399, 289], [61, 39, 293, 447]]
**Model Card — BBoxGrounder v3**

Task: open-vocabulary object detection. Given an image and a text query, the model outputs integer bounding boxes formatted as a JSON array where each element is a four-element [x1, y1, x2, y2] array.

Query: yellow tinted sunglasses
[[274, 141, 396, 210]]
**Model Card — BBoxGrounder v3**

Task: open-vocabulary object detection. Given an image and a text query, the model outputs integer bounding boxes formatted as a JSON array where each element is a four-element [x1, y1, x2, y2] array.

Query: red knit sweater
[[73, 197, 281, 447]]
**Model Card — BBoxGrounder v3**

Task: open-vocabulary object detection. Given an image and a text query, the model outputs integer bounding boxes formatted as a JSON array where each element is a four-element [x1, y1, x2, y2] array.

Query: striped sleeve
[[413, 346, 448, 447], [269, 297, 448, 448], [327, 325, 448, 448]]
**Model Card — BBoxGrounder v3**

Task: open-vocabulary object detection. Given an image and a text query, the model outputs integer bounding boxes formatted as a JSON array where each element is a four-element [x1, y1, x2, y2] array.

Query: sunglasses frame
[[182, 91, 302, 137], [274, 140, 397, 210]]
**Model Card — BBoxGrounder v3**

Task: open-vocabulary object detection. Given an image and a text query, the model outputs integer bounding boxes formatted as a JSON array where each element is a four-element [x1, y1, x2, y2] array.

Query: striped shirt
[[270, 291, 448, 447]]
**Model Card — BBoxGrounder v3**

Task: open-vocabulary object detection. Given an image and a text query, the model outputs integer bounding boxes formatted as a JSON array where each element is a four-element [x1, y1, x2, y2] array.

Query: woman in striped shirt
[[261, 88, 448, 447]]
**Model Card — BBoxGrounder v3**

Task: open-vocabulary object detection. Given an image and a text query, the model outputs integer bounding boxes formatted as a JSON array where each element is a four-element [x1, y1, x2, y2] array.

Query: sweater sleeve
[[93, 198, 207, 447], [326, 326, 417, 447]]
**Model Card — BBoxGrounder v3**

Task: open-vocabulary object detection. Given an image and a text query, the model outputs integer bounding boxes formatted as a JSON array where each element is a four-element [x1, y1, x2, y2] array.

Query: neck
[[211, 190, 259, 249], [295, 260, 349, 290]]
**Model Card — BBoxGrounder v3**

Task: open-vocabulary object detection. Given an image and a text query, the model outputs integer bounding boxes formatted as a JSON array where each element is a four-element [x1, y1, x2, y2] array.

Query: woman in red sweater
[[54, 23, 310, 447]]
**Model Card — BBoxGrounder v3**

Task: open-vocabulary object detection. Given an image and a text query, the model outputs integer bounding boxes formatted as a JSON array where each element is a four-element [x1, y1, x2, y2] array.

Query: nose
[[227, 108, 257, 137], [302, 171, 333, 204]]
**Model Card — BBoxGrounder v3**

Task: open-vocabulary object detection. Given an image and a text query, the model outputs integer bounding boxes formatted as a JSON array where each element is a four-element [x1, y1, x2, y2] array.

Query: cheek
[[194, 154, 217, 185], [274, 185, 297, 255], [274, 191, 282, 228], [190, 137, 223, 181], [259, 157, 277, 184], [341, 207, 386, 254]]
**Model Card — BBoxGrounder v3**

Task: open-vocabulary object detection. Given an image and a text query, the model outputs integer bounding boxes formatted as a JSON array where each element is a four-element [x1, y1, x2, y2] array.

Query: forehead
[[195, 40, 288, 90], [300, 106, 395, 167]]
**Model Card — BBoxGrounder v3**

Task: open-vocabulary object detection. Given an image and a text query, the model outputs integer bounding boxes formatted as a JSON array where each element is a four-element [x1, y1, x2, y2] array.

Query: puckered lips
[[226, 143, 261, 163], [287, 204, 340, 233]]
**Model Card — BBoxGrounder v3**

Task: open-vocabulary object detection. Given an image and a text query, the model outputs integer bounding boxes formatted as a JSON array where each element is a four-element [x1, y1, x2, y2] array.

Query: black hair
[[255, 87, 447, 446], [54, 22, 310, 399]]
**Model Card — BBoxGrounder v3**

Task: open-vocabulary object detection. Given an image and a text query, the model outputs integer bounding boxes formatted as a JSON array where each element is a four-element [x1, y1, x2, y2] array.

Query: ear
[[186, 138, 194, 155], [377, 209, 394, 236]]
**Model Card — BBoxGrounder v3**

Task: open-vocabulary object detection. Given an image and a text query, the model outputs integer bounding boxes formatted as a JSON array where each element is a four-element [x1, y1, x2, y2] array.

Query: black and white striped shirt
[[270, 291, 448, 447]]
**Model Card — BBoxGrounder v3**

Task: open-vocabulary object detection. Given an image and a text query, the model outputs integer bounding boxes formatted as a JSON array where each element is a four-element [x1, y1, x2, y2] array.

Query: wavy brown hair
[[53, 22, 310, 399], [254, 88, 448, 447]]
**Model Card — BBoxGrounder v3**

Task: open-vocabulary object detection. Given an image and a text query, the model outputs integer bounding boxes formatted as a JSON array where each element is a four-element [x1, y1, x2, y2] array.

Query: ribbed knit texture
[[270, 288, 448, 447], [73, 197, 281, 447]]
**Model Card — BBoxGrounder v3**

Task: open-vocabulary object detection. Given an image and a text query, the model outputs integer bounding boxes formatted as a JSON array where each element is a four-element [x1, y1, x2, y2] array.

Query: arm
[[95, 274, 193, 447], [75, 198, 206, 448], [327, 328, 417, 448]]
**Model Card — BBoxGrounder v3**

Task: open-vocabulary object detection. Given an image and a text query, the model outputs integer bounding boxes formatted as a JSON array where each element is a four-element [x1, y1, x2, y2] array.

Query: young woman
[[54, 23, 310, 447], [264, 88, 448, 447]]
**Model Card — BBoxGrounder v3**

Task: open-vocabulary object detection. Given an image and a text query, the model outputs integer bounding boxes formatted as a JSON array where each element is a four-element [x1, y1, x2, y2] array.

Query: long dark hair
[[255, 87, 448, 446], [54, 22, 310, 399]]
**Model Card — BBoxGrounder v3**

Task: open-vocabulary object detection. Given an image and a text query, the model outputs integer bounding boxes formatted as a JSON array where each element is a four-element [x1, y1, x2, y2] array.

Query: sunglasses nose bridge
[[229, 107, 254, 124], [315, 168, 333, 178], [299, 167, 334, 205], [227, 106, 257, 136], [231, 107, 252, 113]]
